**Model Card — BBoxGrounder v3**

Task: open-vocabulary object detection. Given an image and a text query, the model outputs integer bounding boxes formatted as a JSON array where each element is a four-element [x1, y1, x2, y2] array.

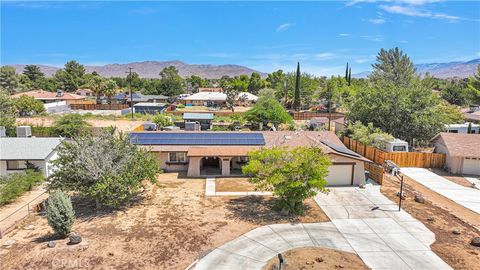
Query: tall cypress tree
[[294, 62, 301, 111], [345, 62, 349, 81], [348, 67, 352, 86]]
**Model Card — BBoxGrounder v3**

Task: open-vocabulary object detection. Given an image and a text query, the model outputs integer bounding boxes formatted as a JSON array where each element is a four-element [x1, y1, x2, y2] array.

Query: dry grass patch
[[215, 177, 257, 192], [1, 172, 328, 270]]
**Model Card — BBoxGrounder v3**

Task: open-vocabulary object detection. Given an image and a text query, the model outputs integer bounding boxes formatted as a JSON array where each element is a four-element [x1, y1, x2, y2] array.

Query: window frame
[[168, 152, 187, 163]]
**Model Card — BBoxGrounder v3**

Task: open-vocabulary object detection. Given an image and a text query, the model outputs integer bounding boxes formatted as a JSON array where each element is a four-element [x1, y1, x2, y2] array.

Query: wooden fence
[[289, 111, 345, 121], [365, 162, 384, 184], [343, 137, 445, 168], [70, 104, 128, 110]]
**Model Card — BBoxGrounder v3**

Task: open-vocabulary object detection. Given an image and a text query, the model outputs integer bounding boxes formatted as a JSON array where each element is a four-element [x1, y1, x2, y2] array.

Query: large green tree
[[55, 60, 86, 92], [266, 69, 286, 90], [369, 47, 417, 87], [186, 75, 207, 93], [0, 66, 22, 94], [14, 95, 45, 116], [243, 147, 331, 215], [48, 129, 161, 208], [0, 90, 17, 130], [22, 65, 45, 87], [440, 81, 470, 106], [247, 72, 265, 95], [244, 96, 293, 129], [467, 65, 480, 104], [157, 66, 185, 96]]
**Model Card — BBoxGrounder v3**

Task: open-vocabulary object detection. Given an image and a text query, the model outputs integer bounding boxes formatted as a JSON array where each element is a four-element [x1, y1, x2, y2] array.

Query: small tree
[[0, 90, 17, 131], [294, 62, 301, 111], [53, 114, 90, 137], [46, 190, 75, 237], [152, 113, 173, 128], [14, 95, 45, 116], [244, 96, 293, 129], [48, 129, 161, 208], [224, 85, 239, 112], [243, 147, 331, 215]]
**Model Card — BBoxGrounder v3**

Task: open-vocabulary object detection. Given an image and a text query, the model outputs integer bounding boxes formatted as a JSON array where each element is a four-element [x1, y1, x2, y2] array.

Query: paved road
[[401, 167, 480, 214], [193, 185, 452, 270]]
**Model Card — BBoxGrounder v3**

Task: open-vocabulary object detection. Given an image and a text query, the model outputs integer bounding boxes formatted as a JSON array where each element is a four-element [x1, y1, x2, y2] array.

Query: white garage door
[[462, 158, 480, 175], [326, 165, 353, 186]]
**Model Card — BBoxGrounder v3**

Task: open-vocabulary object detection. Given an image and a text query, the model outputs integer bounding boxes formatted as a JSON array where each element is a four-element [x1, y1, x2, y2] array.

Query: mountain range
[[353, 58, 480, 79], [9, 61, 266, 79], [7, 58, 480, 79]]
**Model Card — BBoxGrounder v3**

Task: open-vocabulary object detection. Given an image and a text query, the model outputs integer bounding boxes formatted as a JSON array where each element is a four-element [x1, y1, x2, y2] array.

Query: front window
[[6, 160, 27, 170], [392, 146, 407, 152], [168, 152, 186, 163]]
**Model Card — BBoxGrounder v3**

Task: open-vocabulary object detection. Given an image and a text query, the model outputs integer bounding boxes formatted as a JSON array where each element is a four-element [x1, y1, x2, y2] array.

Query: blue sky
[[1, 1, 479, 76]]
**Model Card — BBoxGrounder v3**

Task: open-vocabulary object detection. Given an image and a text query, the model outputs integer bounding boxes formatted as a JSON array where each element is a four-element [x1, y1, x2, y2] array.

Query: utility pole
[[126, 67, 134, 120], [283, 80, 288, 107]]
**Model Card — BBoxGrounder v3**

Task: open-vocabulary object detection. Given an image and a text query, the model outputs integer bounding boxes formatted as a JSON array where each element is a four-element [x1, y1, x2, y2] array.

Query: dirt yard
[[262, 247, 370, 270], [381, 174, 480, 270], [215, 177, 257, 192], [16, 117, 144, 132], [0, 173, 329, 270]]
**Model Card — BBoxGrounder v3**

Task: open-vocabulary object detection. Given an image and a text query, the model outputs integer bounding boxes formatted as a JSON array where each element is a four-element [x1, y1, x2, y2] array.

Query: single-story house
[[133, 103, 167, 114], [431, 132, 480, 175], [0, 137, 62, 177], [113, 92, 169, 105], [183, 113, 214, 130], [198, 88, 223, 93], [309, 117, 330, 130], [182, 92, 258, 107], [462, 105, 480, 124], [445, 122, 480, 134], [75, 88, 95, 97], [130, 131, 368, 186], [11, 90, 86, 105]]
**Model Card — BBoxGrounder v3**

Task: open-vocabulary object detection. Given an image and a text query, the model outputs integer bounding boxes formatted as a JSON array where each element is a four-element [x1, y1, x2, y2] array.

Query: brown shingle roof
[[433, 132, 480, 158]]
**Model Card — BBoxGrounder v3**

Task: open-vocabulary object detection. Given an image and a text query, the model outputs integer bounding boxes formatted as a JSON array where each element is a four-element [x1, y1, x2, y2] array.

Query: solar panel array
[[320, 140, 361, 157], [130, 132, 266, 145]]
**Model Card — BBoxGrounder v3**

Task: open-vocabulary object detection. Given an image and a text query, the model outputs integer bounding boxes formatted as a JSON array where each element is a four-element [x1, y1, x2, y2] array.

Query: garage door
[[326, 165, 353, 186], [462, 158, 480, 175]]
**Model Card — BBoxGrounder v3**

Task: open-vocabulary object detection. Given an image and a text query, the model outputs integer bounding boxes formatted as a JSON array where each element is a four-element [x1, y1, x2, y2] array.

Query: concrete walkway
[[315, 186, 452, 270], [205, 177, 272, 197], [194, 185, 451, 270], [401, 167, 480, 214]]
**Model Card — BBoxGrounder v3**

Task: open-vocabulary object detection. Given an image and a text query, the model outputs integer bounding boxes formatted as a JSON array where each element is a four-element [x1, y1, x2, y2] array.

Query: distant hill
[[8, 60, 267, 79], [353, 58, 480, 79]]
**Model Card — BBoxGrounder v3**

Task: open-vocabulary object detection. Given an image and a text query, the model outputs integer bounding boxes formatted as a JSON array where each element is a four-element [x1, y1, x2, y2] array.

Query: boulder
[[452, 229, 461, 235], [69, 233, 82, 245], [471, 237, 480, 247], [24, 225, 35, 230], [359, 184, 366, 189], [427, 216, 435, 222], [2, 239, 15, 248], [414, 195, 425, 204], [396, 192, 406, 200], [47, 241, 56, 248]]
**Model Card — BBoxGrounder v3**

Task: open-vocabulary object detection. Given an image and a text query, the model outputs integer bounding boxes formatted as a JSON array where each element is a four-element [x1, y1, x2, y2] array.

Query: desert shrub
[[344, 121, 394, 148], [46, 190, 75, 237], [0, 170, 44, 205], [152, 113, 173, 128], [53, 114, 91, 137]]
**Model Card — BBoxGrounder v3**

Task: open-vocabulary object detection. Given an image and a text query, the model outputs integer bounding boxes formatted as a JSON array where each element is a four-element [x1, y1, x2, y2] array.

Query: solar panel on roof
[[320, 140, 361, 157], [129, 132, 265, 145]]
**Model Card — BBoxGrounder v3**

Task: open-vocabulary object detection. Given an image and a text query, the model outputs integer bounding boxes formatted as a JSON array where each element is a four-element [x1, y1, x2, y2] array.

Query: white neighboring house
[[445, 122, 480, 134], [0, 137, 62, 177]]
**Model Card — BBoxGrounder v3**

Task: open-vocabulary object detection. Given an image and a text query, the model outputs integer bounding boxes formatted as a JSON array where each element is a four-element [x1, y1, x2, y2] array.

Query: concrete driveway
[[314, 186, 452, 270], [193, 185, 452, 270], [401, 167, 480, 214]]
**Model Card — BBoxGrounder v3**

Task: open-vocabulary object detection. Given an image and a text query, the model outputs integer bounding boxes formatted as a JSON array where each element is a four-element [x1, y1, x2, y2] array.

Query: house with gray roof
[[0, 137, 62, 177]]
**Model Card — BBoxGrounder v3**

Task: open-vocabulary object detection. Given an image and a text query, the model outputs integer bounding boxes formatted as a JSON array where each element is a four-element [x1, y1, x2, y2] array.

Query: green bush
[[53, 114, 91, 137], [46, 190, 75, 237], [0, 170, 44, 206], [151, 113, 173, 128]]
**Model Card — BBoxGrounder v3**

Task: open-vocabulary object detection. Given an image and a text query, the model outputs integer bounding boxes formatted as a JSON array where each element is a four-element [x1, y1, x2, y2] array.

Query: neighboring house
[[75, 88, 95, 97], [431, 133, 480, 175], [11, 90, 86, 105], [309, 117, 330, 130], [113, 92, 169, 105], [198, 88, 223, 93], [129, 131, 368, 186], [0, 137, 62, 177], [133, 103, 167, 114], [182, 92, 258, 107], [183, 113, 214, 130], [462, 105, 480, 123], [445, 122, 480, 134]]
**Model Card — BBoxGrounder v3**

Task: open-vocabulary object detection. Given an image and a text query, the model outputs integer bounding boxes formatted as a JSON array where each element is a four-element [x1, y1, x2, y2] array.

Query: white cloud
[[369, 18, 386, 24], [397, 40, 409, 43], [355, 59, 371, 64], [361, 35, 384, 42], [314, 53, 337, 60], [380, 5, 460, 21], [276, 23, 295, 32], [339, 33, 352, 36]]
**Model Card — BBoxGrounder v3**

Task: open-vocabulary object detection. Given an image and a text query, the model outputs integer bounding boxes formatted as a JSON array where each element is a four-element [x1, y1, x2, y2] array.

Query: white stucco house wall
[[0, 137, 62, 177]]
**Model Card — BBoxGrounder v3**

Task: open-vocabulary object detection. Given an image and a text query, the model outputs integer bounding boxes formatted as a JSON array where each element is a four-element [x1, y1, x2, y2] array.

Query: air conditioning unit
[[142, 123, 157, 131], [0, 126, 6, 137], [16, 126, 32, 137]]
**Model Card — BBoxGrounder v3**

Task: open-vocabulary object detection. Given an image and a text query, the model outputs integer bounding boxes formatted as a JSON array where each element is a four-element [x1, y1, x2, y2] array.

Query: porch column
[[221, 157, 231, 176], [188, 157, 201, 177]]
